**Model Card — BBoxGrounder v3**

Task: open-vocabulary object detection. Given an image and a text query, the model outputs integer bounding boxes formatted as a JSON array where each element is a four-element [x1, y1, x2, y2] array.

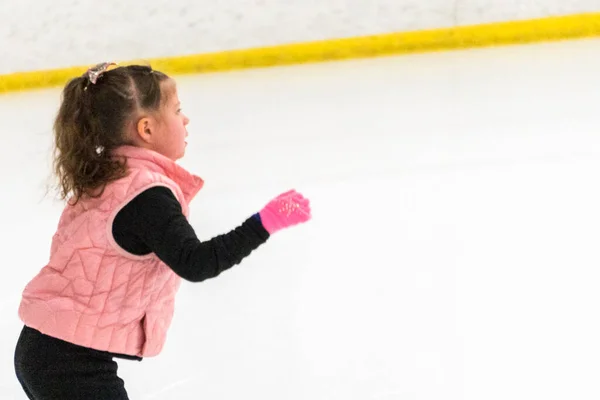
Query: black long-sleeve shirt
[[23, 186, 270, 361], [112, 186, 270, 282]]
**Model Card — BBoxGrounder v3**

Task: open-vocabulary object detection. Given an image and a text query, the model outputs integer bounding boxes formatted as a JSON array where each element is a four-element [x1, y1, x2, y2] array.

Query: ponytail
[[52, 64, 169, 204]]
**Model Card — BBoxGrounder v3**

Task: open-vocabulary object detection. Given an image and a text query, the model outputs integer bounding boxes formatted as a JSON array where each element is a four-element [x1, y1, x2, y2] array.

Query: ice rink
[[2, 38, 600, 399]]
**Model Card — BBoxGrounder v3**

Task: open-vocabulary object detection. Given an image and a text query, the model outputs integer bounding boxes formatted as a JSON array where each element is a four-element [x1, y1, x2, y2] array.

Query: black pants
[[14, 325, 132, 399]]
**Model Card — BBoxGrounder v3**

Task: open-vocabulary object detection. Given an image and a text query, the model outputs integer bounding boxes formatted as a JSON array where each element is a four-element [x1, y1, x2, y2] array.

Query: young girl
[[13, 62, 311, 399]]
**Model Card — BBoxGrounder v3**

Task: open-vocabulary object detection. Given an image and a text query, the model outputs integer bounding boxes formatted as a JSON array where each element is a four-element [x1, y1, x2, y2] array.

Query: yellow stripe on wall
[[2, 12, 600, 94]]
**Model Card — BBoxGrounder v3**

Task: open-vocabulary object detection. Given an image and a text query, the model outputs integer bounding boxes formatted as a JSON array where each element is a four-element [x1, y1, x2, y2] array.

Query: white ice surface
[[2, 38, 600, 399]]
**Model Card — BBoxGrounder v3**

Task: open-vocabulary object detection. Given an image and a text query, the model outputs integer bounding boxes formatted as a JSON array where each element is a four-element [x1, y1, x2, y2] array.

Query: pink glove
[[259, 189, 311, 234]]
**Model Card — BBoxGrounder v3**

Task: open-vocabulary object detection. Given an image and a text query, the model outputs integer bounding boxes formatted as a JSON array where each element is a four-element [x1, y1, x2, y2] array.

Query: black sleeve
[[112, 186, 270, 283]]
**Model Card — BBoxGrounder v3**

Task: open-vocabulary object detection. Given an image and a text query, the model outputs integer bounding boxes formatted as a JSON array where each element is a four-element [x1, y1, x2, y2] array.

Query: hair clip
[[84, 62, 117, 89]]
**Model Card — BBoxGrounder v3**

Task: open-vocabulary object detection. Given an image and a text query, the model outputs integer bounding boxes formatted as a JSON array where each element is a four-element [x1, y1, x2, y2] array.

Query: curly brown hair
[[53, 64, 170, 204]]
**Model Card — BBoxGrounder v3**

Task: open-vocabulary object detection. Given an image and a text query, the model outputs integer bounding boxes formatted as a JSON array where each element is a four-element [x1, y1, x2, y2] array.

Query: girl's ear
[[135, 116, 154, 144]]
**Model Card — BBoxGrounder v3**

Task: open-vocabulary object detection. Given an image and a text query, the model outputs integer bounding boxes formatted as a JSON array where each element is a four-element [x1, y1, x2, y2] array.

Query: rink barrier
[[1, 12, 600, 94]]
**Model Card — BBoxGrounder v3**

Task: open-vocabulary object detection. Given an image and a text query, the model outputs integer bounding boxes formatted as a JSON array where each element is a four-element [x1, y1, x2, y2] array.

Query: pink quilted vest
[[18, 145, 204, 357]]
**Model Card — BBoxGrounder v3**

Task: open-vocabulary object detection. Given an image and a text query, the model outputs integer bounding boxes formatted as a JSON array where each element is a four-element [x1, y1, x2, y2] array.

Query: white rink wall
[[1, 0, 599, 74]]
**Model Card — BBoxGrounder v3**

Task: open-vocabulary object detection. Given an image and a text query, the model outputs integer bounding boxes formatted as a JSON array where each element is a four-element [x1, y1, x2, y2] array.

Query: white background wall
[[1, 0, 599, 74]]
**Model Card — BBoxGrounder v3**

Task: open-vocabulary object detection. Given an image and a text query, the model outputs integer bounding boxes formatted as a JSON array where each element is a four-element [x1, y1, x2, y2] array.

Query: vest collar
[[112, 145, 205, 204]]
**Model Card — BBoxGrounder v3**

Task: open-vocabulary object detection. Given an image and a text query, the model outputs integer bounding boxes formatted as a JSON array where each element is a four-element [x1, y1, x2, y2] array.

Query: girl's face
[[152, 80, 190, 161], [134, 79, 190, 161]]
